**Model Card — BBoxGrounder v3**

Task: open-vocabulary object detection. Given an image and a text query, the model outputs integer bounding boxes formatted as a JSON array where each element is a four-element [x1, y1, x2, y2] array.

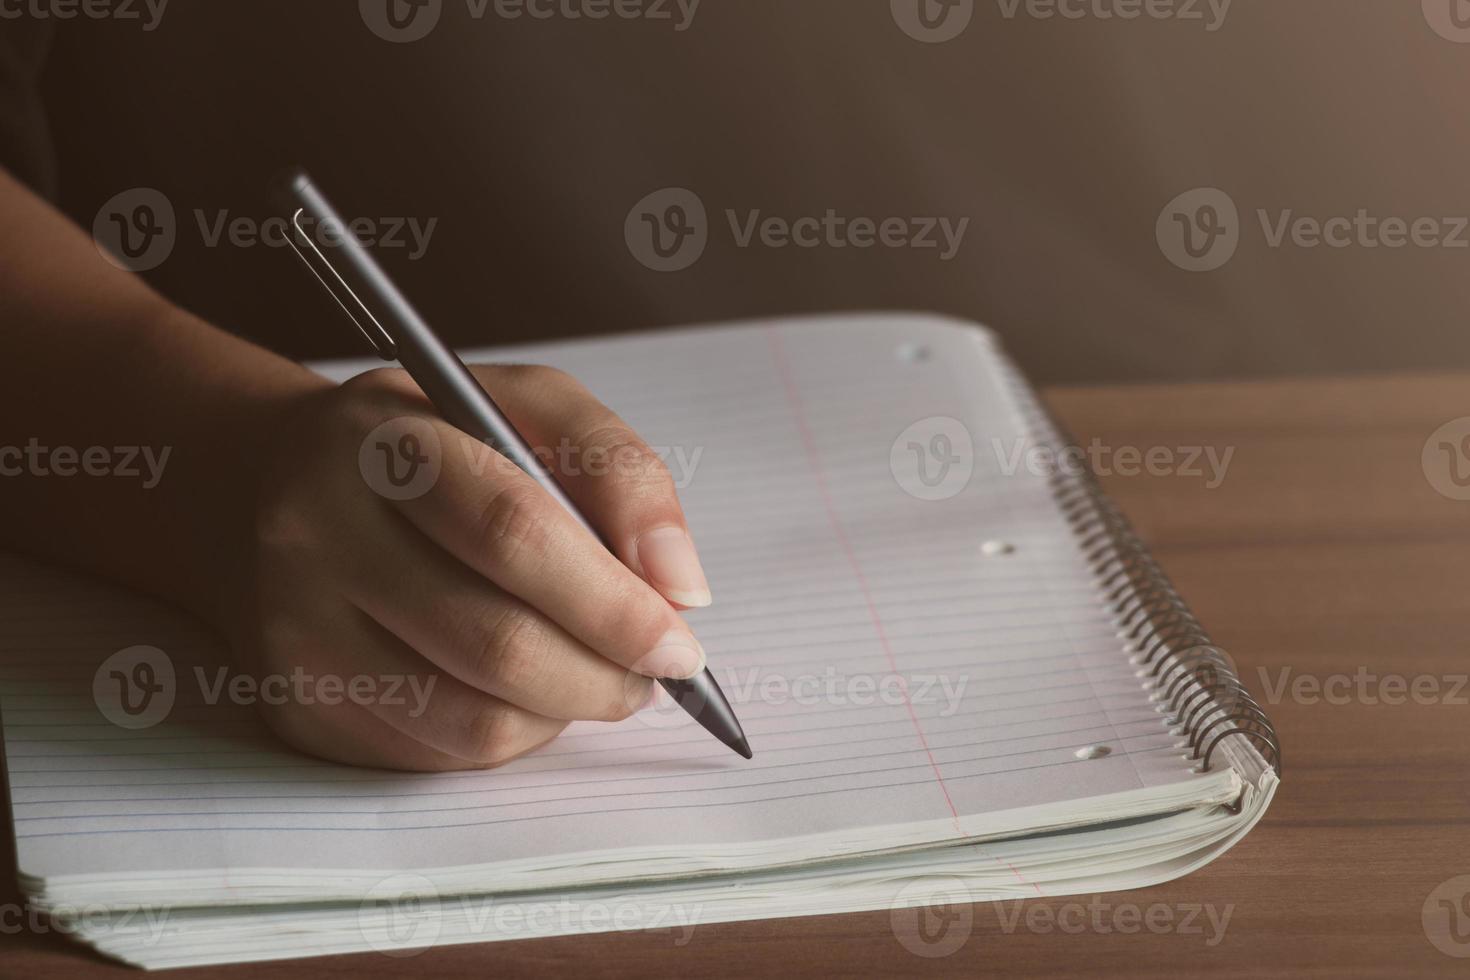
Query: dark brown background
[[28, 0, 1470, 383]]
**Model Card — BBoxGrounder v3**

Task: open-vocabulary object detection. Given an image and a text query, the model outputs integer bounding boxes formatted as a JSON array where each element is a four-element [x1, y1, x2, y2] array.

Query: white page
[[0, 314, 1224, 897]]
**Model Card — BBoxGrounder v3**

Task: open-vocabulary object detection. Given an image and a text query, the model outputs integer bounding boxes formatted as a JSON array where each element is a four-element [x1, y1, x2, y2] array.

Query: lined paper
[[0, 315, 1211, 889]]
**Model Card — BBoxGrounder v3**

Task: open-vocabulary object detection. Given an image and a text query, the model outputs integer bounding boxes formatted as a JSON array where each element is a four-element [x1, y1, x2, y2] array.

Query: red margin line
[[764, 326, 963, 834]]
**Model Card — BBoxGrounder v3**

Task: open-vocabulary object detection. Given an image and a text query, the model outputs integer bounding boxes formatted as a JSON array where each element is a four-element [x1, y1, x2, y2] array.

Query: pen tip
[[728, 734, 754, 760]]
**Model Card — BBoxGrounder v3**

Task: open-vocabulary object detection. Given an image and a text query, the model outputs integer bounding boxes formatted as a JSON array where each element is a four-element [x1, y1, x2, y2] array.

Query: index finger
[[346, 370, 707, 681], [467, 364, 713, 610]]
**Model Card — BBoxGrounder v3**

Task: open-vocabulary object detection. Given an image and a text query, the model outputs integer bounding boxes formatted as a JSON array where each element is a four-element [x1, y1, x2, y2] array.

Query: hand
[[227, 364, 713, 771]]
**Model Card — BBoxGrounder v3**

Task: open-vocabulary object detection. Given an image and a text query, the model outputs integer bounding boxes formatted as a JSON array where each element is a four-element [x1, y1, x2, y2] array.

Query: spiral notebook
[[0, 314, 1279, 969]]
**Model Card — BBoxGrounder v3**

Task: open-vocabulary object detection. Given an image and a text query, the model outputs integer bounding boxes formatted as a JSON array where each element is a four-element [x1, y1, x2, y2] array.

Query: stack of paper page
[[0, 314, 1278, 968]]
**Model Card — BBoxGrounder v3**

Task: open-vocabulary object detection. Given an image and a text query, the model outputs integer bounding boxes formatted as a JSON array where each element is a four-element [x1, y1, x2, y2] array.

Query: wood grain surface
[[5, 372, 1469, 977]]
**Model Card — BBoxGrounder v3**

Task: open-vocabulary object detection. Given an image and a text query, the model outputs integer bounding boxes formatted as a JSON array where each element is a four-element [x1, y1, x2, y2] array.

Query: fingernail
[[643, 629, 707, 680], [637, 527, 713, 608]]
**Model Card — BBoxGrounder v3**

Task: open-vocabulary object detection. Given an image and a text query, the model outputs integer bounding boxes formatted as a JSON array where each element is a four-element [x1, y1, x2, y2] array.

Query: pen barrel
[[271, 169, 595, 537]]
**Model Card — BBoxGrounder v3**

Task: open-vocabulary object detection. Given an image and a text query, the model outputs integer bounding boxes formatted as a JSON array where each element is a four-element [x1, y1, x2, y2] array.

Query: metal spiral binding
[[996, 364, 1281, 779]]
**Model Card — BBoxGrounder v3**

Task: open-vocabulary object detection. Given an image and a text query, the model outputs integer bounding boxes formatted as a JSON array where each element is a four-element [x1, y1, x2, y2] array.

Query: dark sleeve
[[0, 19, 56, 200]]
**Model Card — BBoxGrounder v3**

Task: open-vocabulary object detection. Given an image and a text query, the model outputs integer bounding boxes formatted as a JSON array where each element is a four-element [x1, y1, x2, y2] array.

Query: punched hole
[[1075, 745, 1112, 760], [896, 343, 931, 363], [981, 540, 1015, 557]]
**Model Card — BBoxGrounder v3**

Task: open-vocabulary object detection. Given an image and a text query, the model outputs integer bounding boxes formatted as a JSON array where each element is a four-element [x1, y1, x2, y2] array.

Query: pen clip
[[281, 208, 398, 360]]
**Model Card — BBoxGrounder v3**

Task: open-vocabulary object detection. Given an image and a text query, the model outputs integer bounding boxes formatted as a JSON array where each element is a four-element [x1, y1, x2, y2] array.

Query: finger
[[261, 597, 569, 768], [335, 510, 656, 722], [468, 364, 713, 609], [377, 410, 708, 682], [343, 608, 570, 767]]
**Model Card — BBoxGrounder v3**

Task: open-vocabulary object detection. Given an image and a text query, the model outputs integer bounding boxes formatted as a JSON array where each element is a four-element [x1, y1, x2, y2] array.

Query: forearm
[[0, 169, 329, 625]]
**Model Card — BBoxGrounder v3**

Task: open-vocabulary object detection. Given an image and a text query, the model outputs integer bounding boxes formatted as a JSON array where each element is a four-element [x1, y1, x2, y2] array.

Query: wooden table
[[6, 372, 1470, 977]]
